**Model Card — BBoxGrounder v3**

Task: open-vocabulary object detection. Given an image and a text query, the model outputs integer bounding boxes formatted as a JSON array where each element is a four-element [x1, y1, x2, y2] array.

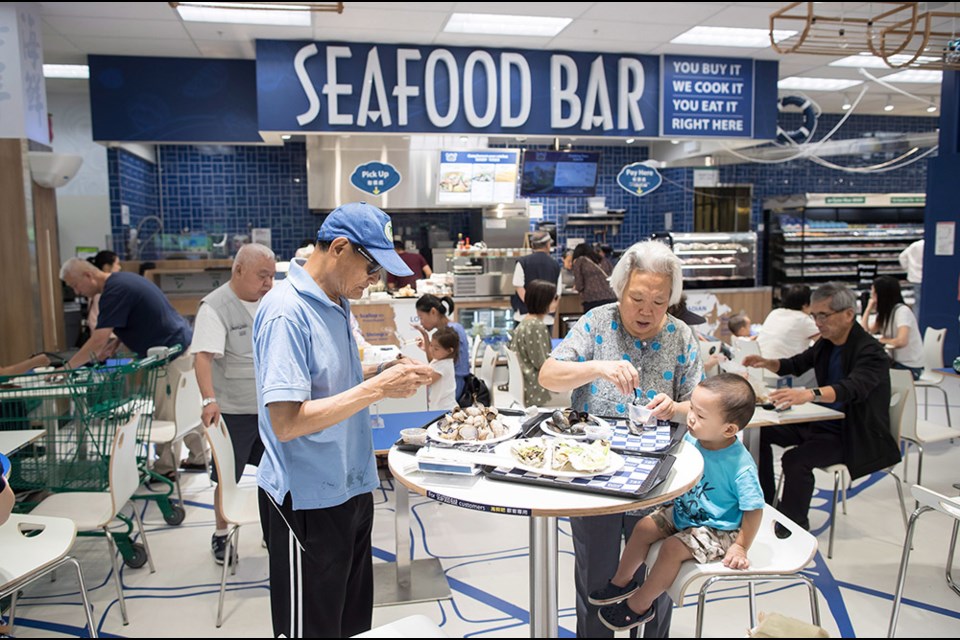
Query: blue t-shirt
[[96, 272, 192, 357], [449, 321, 470, 399], [673, 433, 765, 531], [253, 261, 378, 511]]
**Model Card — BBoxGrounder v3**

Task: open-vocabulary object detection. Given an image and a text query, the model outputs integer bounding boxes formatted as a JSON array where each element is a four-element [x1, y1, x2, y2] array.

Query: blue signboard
[[617, 162, 662, 197], [256, 40, 660, 137], [350, 161, 401, 196], [661, 55, 754, 138], [438, 149, 519, 204]]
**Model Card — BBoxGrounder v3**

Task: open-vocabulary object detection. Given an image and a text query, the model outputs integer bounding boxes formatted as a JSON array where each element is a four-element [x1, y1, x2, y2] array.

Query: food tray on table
[[602, 419, 687, 456], [482, 451, 676, 500]]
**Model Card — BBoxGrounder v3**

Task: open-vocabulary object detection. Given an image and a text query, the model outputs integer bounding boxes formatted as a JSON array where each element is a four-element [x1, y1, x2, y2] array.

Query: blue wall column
[[921, 69, 960, 362]]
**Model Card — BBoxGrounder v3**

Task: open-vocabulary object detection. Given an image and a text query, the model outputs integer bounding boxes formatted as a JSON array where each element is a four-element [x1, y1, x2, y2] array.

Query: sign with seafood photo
[[436, 149, 519, 205]]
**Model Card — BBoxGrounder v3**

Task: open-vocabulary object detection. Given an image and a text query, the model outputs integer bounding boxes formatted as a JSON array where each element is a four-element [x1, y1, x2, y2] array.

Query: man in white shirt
[[898, 239, 924, 315], [191, 243, 276, 565]]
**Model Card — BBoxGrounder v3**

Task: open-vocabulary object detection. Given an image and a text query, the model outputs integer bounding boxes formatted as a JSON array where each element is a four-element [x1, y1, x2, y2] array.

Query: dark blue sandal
[[588, 580, 639, 606], [598, 600, 656, 632]]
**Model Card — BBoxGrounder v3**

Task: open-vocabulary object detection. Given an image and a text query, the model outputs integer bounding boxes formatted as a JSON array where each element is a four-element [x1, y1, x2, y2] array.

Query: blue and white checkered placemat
[[487, 454, 669, 498], [608, 421, 681, 454]]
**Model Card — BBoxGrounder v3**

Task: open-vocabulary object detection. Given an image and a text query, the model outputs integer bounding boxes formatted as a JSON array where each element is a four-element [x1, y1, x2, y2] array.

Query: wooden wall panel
[[32, 181, 65, 351]]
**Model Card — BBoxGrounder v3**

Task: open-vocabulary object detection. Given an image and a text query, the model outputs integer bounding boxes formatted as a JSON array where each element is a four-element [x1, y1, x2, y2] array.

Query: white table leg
[[529, 515, 558, 638]]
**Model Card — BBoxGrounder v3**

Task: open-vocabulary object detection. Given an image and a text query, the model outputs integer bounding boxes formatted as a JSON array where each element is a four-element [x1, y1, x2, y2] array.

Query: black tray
[[482, 452, 675, 500], [603, 420, 687, 456]]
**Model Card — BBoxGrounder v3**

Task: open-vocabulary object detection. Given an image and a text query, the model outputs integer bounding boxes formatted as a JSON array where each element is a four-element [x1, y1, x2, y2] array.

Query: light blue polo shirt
[[253, 261, 378, 510]]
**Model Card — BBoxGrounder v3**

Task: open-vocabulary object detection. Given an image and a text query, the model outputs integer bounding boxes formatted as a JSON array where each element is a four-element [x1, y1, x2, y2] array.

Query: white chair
[[914, 327, 951, 425], [645, 505, 820, 638], [774, 370, 910, 558], [204, 418, 263, 628], [0, 514, 98, 638], [477, 345, 498, 399], [148, 371, 208, 510], [502, 348, 526, 409], [888, 485, 960, 637], [698, 340, 723, 378], [469, 335, 483, 375], [731, 335, 761, 362], [352, 613, 447, 638], [30, 413, 155, 625], [897, 368, 958, 488]]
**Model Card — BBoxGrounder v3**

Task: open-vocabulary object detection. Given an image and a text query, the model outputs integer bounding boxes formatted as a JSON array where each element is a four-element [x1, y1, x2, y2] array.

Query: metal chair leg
[[802, 574, 821, 626], [889, 507, 932, 637], [946, 520, 960, 598], [67, 557, 99, 638], [216, 527, 233, 628], [889, 471, 909, 532], [829, 472, 840, 559], [840, 469, 848, 515], [924, 386, 929, 421], [936, 385, 952, 427], [773, 470, 785, 508], [104, 528, 129, 625], [130, 502, 156, 574], [748, 581, 757, 628]]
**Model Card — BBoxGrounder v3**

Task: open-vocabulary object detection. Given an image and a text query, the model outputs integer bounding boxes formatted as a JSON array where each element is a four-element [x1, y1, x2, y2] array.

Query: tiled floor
[[8, 378, 960, 638]]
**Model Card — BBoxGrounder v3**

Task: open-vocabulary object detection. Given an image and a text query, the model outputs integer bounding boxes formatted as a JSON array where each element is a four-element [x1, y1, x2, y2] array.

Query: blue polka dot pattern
[[590, 384, 598, 394], [652, 342, 661, 351], [596, 335, 603, 345], [677, 354, 686, 364], [583, 403, 589, 412], [700, 373, 707, 381], [586, 311, 594, 318], [663, 370, 674, 381], [616, 403, 626, 414], [585, 323, 592, 333], [647, 390, 656, 400], [611, 320, 619, 330], [635, 339, 643, 349], [667, 324, 676, 333], [578, 355, 586, 362], [681, 375, 687, 385]]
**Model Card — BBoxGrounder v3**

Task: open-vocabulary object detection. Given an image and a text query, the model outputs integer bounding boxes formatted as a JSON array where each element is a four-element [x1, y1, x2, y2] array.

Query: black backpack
[[456, 373, 491, 408]]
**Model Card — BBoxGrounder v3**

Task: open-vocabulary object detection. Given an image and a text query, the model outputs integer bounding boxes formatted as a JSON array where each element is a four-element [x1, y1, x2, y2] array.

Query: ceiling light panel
[[43, 64, 90, 79], [175, 3, 312, 27], [444, 13, 571, 37], [829, 54, 940, 68], [777, 77, 863, 91], [882, 69, 944, 83], [670, 26, 797, 48]]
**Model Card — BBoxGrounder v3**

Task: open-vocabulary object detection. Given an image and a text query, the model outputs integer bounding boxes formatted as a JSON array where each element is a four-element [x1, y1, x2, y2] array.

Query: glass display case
[[668, 232, 757, 289], [457, 307, 516, 335], [434, 248, 533, 297]]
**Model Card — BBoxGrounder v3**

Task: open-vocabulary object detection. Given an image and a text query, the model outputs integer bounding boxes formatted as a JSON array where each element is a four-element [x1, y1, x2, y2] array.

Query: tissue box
[[415, 448, 480, 475]]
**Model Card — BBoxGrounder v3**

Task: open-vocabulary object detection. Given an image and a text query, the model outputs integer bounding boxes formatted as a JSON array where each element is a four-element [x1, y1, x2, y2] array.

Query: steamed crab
[[435, 405, 508, 441]]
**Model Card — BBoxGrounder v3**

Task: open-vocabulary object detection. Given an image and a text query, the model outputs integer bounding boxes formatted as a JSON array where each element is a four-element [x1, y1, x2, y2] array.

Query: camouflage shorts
[[650, 506, 740, 564]]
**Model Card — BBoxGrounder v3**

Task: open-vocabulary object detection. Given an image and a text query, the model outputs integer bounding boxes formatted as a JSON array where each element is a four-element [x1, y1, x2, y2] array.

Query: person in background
[[512, 231, 561, 324], [509, 279, 559, 407], [413, 295, 470, 400], [744, 282, 900, 533], [423, 326, 459, 410], [898, 239, 924, 315], [572, 244, 617, 313], [593, 374, 763, 632], [387, 240, 432, 292], [540, 240, 704, 639], [59, 257, 201, 478], [86, 250, 122, 331], [860, 275, 924, 380], [727, 314, 753, 339], [253, 202, 434, 638], [757, 285, 820, 388], [0, 354, 54, 377], [561, 248, 576, 293], [597, 244, 615, 276], [191, 243, 276, 565]]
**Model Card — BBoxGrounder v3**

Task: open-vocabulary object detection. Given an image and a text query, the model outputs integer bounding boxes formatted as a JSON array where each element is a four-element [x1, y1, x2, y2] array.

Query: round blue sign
[[617, 162, 662, 197], [350, 161, 402, 197]]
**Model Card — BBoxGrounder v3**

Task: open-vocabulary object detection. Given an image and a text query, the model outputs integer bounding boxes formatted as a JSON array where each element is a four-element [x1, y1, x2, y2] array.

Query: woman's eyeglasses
[[352, 243, 383, 275]]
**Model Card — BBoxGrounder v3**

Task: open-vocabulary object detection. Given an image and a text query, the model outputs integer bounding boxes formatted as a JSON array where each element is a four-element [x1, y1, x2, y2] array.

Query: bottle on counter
[[457, 233, 464, 250]]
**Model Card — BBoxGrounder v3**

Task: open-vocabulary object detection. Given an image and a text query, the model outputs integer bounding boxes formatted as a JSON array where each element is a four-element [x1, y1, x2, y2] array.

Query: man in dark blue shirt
[[60, 258, 201, 475]]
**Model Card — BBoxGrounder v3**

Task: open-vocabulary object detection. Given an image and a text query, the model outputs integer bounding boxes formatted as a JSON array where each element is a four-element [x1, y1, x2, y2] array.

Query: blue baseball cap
[[317, 202, 413, 277]]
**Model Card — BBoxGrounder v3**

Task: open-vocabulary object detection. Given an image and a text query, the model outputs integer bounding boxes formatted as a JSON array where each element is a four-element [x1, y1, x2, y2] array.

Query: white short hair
[[233, 243, 276, 273], [59, 257, 98, 281], [608, 240, 683, 305]]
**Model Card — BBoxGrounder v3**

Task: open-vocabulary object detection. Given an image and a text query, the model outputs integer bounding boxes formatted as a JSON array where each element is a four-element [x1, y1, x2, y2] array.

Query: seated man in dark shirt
[[60, 258, 201, 476], [743, 282, 900, 531], [386, 240, 431, 291]]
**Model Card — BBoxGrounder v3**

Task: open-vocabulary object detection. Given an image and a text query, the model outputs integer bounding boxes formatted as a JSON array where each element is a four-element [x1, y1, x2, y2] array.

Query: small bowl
[[400, 428, 428, 446], [584, 424, 614, 441]]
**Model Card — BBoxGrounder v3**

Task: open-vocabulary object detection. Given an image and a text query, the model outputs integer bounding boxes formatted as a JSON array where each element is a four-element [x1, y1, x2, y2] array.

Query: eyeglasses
[[809, 310, 842, 323], [352, 243, 383, 275]]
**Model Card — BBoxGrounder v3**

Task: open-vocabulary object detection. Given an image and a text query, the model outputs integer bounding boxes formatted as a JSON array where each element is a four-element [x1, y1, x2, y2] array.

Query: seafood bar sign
[[256, 40, 777, 139]]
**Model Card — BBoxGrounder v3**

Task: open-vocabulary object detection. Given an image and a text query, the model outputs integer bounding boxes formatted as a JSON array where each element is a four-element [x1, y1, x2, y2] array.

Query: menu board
[[437, 150, 519, 205]]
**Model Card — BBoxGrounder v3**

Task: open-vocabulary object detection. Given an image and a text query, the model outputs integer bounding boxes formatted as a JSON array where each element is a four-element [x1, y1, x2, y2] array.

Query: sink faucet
[[129, 215, 163, 260]]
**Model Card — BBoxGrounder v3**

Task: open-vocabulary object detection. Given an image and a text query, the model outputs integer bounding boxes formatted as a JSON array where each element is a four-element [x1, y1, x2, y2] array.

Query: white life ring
[[776, 95, 818, 145]]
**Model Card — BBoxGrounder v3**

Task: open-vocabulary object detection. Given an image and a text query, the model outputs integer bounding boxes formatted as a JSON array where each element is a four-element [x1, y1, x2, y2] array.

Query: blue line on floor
[[835, 580, 960, 619]]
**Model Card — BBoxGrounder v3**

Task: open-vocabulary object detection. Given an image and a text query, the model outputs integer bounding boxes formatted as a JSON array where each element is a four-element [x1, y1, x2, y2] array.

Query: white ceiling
[[39, 1, 950, 118]]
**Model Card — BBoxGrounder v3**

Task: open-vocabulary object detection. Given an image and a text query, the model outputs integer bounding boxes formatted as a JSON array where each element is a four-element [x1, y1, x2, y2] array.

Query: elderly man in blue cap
[[253, 202, 435, 638]]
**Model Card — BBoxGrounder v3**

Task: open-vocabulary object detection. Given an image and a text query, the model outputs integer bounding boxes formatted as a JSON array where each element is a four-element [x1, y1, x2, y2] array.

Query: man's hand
[[646, 393, 676, 420], [769, 387, 813, 410], [201, 401, 221, 428], [376, 362, 435, 399], [594, 360, 640, 396], [722, 543, 750, 570], [742, 355, 775, 371]]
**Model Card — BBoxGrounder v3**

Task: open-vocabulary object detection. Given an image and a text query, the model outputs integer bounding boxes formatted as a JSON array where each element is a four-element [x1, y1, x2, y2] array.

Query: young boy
[[590, 373, 764, 632]]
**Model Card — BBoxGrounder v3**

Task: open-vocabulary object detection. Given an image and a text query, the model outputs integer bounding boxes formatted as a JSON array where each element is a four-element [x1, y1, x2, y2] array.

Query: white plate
[[426, 414, 522, 446], [495, 437, 625, 478], [540, 414, 610, 440]]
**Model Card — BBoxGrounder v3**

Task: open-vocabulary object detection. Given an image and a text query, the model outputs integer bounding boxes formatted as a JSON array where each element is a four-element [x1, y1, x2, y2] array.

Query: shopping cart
[[0, 346, 185, 567]]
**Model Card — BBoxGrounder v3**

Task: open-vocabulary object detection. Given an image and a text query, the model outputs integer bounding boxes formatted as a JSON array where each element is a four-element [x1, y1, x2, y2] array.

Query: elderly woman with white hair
[[540, 239, 704, 639]]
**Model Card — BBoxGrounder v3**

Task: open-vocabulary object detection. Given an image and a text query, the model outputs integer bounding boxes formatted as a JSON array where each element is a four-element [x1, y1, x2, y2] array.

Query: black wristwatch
[[811, 388, 823, 402]]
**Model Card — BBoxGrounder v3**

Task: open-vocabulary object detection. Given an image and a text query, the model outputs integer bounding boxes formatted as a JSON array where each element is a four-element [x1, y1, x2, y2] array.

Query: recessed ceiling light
[[926, 103, 937, 113], [670, 26, 797, 48], [829, 54, 939, 68], [841, 94, 852, 110], [670, 140, 680, 145], [882, 69, 943, 83], [625, 138, 635, 144], [175, 2, 312, 27], [777, 77, 863, 91], [884, 96, 895, 112], [43, 64, 89, 79], [281, 134, 292, 140], [444, 13, 571, 37]]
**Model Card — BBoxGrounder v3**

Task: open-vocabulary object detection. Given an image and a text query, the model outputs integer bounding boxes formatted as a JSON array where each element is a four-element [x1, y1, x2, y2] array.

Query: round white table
[[388, 440, 704, 637]]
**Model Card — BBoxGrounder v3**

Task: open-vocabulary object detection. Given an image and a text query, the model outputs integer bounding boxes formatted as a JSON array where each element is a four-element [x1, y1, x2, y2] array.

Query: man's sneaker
[[598, 600, 656, 632], [211, 533, 228, 565], [588, 580, 639, 606]]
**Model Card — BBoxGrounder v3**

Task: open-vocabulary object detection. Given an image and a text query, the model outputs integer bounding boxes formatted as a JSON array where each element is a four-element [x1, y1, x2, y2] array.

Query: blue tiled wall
[[108, 149, 160, 256]]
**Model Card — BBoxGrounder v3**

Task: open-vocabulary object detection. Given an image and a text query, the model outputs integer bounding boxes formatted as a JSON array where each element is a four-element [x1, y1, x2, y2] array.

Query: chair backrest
[[698, 340, 723, 377], [173, 372, 203, 439], [911, 485, 960, 521], [469, 335, 483, 375], [109, 412, 143, 517], [890, 368, 918, 441], [731, 335, 762, 362], [204, 418, 242, 523], [478, 345, 497, 392], [922, 327, 946, 371], [504, 348, 526, 408]]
